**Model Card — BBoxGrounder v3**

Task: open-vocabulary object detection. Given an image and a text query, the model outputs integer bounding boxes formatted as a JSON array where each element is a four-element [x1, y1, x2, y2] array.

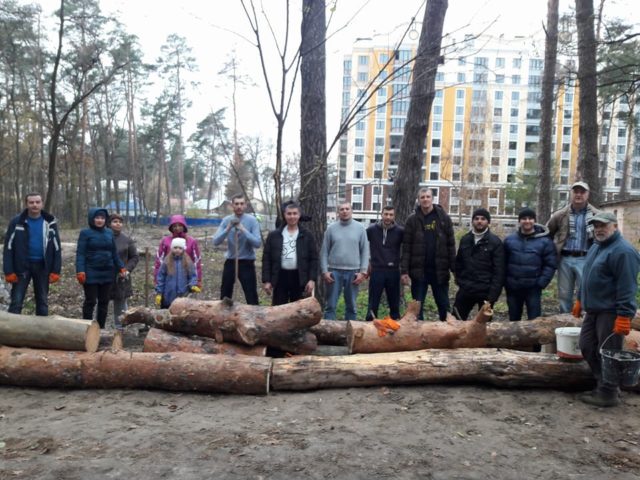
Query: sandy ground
[[1, 383, 640, 479], [2, 226, 640, 479]]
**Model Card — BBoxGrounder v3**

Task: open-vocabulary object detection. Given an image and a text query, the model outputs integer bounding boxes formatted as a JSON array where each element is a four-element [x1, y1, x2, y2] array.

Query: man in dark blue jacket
[[453, 208, 504, 320], [3, 193, 61, 316], [573, 212, 640, 407], [366, 206, 404, 320], [503, 208, 557, 321]]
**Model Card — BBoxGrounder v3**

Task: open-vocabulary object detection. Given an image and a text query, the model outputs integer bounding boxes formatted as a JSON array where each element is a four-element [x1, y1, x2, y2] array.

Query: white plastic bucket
[[555, 327, 583, 359]]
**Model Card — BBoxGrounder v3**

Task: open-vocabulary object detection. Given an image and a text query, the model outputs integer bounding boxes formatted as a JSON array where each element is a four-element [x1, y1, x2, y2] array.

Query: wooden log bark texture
[[0, 310, 100, 352], [347, 301, 492, 354], [271, 348, 596, 391], [0, 346, 270, 394], [310, 320, 348, 346], [143, 328, 267, 356]]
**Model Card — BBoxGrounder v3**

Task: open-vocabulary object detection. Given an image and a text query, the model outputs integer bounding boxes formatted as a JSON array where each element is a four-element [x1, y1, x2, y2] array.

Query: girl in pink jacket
[[154, 215, 202, 287]]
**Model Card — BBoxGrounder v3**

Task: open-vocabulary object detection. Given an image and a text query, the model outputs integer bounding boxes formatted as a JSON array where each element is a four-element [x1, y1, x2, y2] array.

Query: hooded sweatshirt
[[154, 214, 202, 284], [76, 208, 124, 284]]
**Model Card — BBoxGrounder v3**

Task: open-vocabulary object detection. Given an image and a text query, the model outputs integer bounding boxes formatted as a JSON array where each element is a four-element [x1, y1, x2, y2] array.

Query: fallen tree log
[[271, 348, 597, 391], [143, 328, 267, 356], [310, 320, 348, 346], [0, 346, 270, 394], [347, 301, 492, 354], [0, 310, 100, 352], [123, 296, 321, 354]]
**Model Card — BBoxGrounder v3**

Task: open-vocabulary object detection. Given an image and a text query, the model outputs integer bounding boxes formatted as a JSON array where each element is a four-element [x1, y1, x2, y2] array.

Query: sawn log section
[[143, 328, 267, 356]]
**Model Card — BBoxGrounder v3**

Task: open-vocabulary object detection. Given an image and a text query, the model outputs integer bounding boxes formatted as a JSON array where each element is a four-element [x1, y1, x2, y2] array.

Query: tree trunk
[[391, 0, 448, 225], [123, 296, 321, 354], [143, 327, 267, 356], [310, 319, 348, 346], [299, 0, 327, 261], [0, 310, 100, 352], [347, 301, 491, 354], [537, 0, 559, 223], [271, 348, 596, 391], [575, 0, 601, 204], [0, 346, 270, 394]]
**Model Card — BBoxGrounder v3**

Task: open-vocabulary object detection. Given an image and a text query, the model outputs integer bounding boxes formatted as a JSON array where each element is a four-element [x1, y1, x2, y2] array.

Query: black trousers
[[579, 311, 622, 395], [453, 290, 488, 320], [220, 259, 259, 305], [272, 269, 303, 306], [83, 282, 112, 329]]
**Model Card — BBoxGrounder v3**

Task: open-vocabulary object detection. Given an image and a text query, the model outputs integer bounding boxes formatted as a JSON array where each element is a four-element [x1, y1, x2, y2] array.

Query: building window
[[454, 140, 463, 148], [375, 138, 385, 146], [457, 73, 466, 83], [508, 157, 516, 166], [509, 141, 517, 150], [376, 120, 385, 130], [529, 58, 544, 70], [513, 58, 522, 68], [354, 154, 364, 163], [511, 91, 520, 102], [433, 105, 443, 115], [432, 122, 442, 132], [430, 172, 439, 181], [507, 174, 515, 183], [455, 106, 464, 116], [458, 57, 465, 65], [432, 139, 441, 148], [354, 170, 363, 179], [431, 155, 440, 164], [495, 57, 505, 68], [473, 72, 488, 83], [563, 126, 571, 136], [509, 124, 518, 134], [357, 72, 368, 82], [511, 108, 519, 117], [490, 173, 499, 182], [495, 74, 505, 84], [456, 89, 465, 99], [379, 53, 389, 64], [474, 57, 488, 67], [355, 138, 364, 147], [435, 72, 444, 81], [494, 108, 503, 117], [512, 75, 521, 85], [493, 124, 502, 134], [358, 55, 369, 65], [356, 121, 365, 131], [495, 91, 503, 101]]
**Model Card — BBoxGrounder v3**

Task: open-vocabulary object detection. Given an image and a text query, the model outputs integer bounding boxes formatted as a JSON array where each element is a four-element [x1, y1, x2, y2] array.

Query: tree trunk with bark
[[143, 328, 267, 356], [347, 301, 491, 354], [575, 0, 601, 204], [0, 310, 100, 352], [310, 319, 348, 346], [271, 348, 596, 391], [391, 0, 449, 224], [0, 346, 270, 394], [537, 0, 559, 223], [123, 296, 321, 354]]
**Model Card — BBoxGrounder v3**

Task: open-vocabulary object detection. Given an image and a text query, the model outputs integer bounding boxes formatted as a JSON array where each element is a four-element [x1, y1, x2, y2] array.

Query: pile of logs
[[1, 299, 639, 395]]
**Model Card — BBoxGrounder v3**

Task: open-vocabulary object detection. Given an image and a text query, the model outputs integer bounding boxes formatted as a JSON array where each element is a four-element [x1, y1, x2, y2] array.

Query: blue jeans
[[324, 269, 359, 320], [9, 261, 49, 316], [367, 270, 401, 320], [506, 288, 542, 321], [557, 256, 585, 313], [411, 270, 449, 321]]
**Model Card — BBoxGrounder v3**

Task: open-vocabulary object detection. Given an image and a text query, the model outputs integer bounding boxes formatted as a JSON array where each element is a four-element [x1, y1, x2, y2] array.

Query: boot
[[578, 390, 620, 408]]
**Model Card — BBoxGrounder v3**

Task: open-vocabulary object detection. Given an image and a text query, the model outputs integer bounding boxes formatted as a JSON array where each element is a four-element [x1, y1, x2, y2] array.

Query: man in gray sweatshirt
[[320, 202, 370, 320]]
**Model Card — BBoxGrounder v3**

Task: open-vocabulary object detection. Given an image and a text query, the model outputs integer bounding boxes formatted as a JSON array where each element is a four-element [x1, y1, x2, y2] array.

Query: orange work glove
[[4, 273, 18, 283], [571, 300, 582, 318], [613, 316, 631, 336], [76, 272, 86, 285], [373, 317, 401, 337], [49, 273, 60, 284]]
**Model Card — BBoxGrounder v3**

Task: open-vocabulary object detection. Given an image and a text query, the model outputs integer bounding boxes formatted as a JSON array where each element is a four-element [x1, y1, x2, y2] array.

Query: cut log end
[[84, 321, 101, 353]]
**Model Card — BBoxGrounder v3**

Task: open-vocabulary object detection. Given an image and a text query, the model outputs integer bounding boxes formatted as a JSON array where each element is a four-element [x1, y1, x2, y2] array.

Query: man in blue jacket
[[503, 208, 557, 321], [573, 212, 640, 407], [3, 193, 61, 316]]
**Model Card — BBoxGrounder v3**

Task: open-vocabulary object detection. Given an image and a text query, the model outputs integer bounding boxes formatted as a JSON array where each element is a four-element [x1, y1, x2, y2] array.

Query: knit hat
[[171, 237, 186, 249], [518, 207, 537, 221], [109, 213, 123, 223], [472, 208, 491, 223]]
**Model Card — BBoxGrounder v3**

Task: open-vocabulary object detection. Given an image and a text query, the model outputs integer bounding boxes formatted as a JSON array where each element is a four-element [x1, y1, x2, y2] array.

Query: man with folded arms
[[573, 212, 640, 407]]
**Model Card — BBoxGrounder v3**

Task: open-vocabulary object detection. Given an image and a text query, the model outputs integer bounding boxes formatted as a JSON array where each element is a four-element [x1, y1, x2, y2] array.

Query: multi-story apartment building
[[337, 35, 640, 223]]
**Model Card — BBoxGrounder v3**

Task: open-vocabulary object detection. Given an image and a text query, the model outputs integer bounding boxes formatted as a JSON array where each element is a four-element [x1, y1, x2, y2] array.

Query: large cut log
[[271, 348, 597, 391], [310, 320, 348, 346], [123, 296, 321, 354], [0, 310, 100, 352], [486, 314, 581, 347], [143, 328, 267, 356], [0, 346, 270, 394], [347, 301, 492, 354]]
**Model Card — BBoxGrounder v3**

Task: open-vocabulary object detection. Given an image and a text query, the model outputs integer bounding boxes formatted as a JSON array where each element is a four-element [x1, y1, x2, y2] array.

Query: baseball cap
[[571, 181, 590, 191], [587, 212, 617, 224]]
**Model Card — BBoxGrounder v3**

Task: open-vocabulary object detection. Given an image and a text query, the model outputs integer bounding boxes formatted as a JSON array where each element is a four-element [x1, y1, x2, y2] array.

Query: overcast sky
[[33, 0, 638, 164]]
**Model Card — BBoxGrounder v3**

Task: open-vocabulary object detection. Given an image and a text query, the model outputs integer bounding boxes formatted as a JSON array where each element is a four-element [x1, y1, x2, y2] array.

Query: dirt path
[[1, 385, 640, 479]]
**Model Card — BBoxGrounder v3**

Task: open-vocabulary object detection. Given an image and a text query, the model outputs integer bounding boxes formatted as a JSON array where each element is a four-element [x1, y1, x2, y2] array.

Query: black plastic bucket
[[600, 334, 640, 387]]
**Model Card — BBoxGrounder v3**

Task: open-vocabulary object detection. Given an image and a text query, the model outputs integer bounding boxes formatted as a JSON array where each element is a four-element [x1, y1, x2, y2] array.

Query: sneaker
[[578, 391, 620, 408]]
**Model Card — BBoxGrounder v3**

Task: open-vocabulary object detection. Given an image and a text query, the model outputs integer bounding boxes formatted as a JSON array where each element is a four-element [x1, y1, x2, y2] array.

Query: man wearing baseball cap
[[572, 212, 640, 407], [546, 181, 600, 313]]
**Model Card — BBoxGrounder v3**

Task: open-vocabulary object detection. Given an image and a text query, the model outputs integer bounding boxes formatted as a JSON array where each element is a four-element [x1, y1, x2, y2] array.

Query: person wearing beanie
[[504, 208, 557, 325], [108, 213, 139, 330], [155, 234, 198, 309], [212, 193, 262, 305], [154, 214, 202, 288], [453, 207, 504, 320], [546, 181, 600, 313]]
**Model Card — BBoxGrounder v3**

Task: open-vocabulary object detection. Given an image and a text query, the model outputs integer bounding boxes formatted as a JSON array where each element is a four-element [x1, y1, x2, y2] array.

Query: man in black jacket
[[262, 203, 318, 305], [366, 206, 404, 320], [3, 193, 62, 316], [453, 208, 505, 320], [400, 187, 456, 321]]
